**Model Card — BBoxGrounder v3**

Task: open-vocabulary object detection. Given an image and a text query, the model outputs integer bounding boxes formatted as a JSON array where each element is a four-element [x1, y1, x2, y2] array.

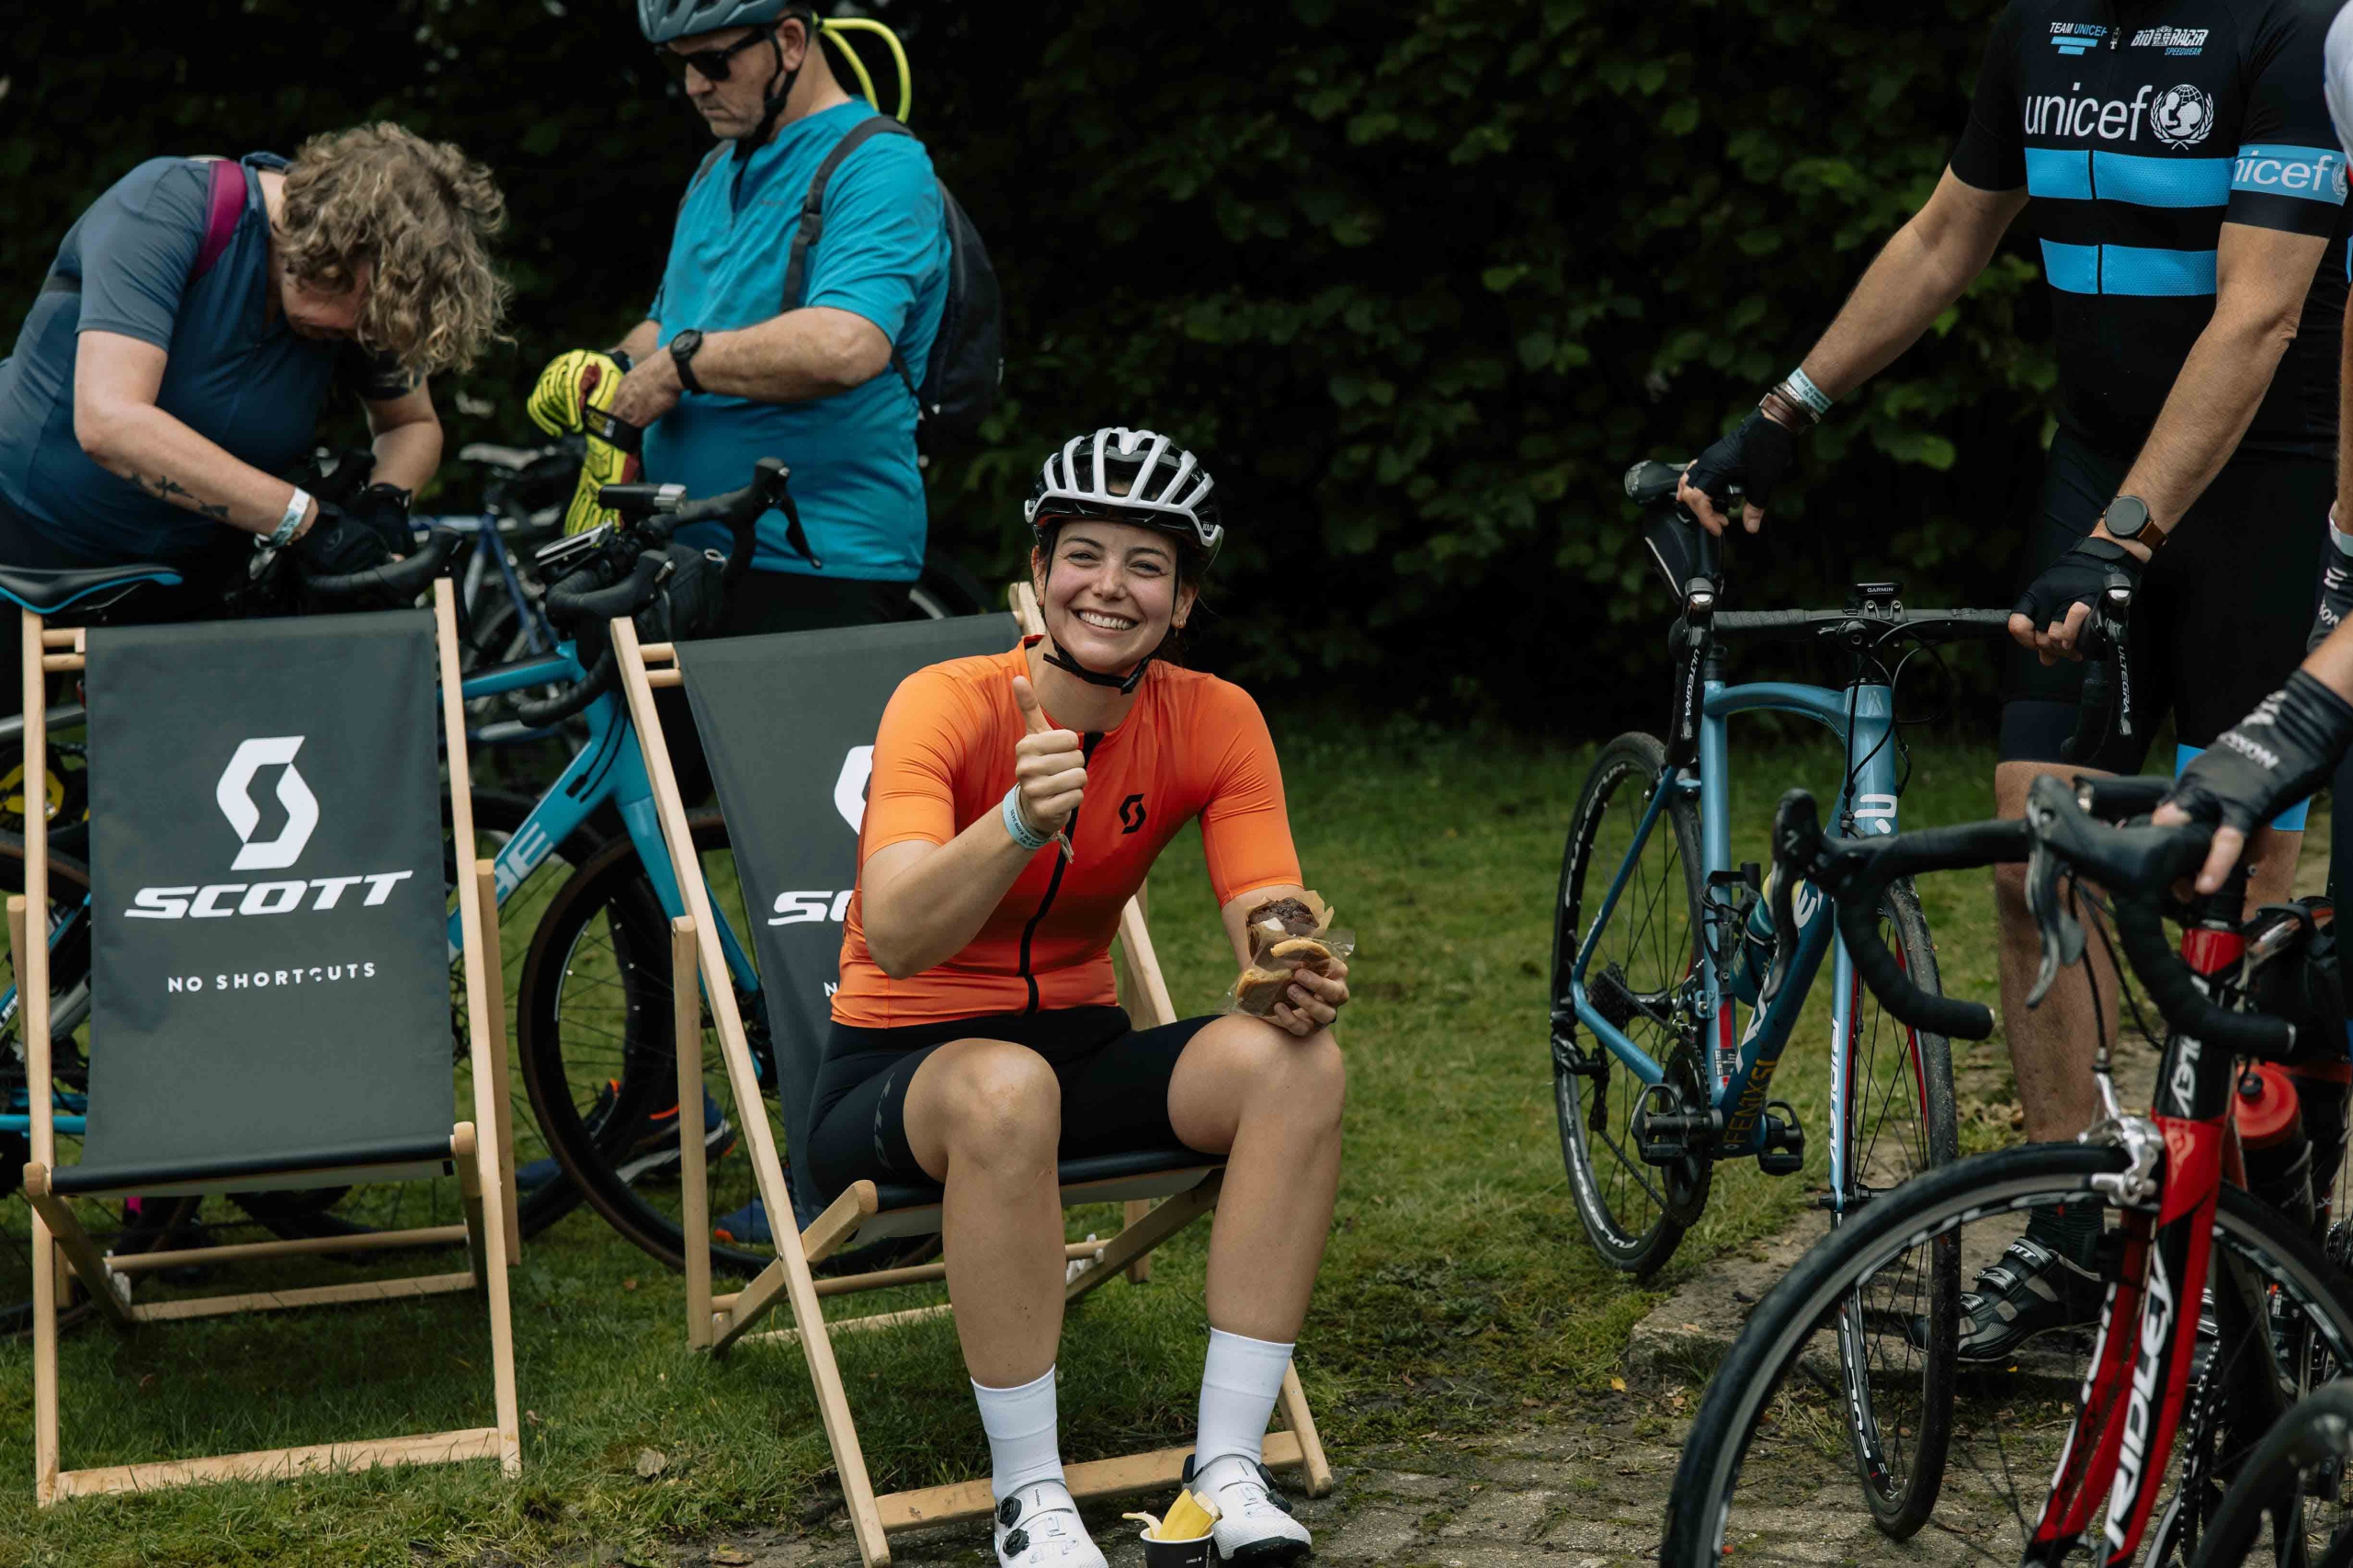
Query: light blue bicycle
[[1547, 460, 2068, 1533]]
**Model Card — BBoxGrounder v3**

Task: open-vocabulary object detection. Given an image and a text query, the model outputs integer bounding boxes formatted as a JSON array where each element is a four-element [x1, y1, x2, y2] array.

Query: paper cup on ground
[[1138, 1528, 1213, 1568]]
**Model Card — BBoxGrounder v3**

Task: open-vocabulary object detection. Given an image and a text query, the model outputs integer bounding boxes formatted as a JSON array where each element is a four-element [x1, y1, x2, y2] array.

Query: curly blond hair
[[277, 123, 511, 376]]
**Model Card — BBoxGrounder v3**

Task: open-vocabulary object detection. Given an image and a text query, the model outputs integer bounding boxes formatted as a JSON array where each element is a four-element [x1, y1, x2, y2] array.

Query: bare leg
[[1995, 762, 2302, 1142], [1167, 1014, 1347, 1340], [902, 1039, 1067, 1388]]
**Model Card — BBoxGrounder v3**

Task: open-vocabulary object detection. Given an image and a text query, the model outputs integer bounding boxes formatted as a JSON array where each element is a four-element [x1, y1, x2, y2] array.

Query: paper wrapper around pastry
[[1227, 892, 1355, 1017]]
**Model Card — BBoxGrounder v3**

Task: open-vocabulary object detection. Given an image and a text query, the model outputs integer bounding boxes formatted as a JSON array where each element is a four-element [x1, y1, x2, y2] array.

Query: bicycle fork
[[2028, 916, 2245, 1566]]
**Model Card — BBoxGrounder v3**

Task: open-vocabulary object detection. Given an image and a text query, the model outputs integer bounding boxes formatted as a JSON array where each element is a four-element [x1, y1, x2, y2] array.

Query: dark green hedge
[[3, 0, 2048, 733]]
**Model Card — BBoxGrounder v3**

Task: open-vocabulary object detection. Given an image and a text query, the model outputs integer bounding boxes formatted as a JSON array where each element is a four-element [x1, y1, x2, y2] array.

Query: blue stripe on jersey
[[2026, 148, 2092, 199], [2025, 149, 2230, 207], [2092, 152, 2230, 208], [2231, 144, 2350, 204], [2040, 241, 2217, 296]]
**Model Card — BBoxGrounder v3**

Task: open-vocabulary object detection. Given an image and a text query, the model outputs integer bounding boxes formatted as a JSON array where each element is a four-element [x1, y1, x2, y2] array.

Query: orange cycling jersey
[[833, 636, 1301, 1027]]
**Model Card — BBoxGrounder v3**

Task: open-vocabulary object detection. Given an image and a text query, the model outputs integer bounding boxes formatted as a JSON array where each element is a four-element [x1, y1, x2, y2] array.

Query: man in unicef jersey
[[1677, 0, 2349, 1360]]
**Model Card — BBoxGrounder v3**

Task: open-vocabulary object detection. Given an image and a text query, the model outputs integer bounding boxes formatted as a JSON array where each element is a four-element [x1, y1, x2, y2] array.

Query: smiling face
[[1034, 520, 1198, 676]]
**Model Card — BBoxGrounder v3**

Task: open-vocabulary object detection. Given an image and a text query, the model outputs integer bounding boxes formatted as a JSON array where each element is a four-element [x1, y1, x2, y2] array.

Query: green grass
[[0, 730, 2123, 1565]]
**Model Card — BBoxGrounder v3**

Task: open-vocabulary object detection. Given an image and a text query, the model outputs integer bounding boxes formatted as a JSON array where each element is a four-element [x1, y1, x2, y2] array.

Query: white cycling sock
[[975, 1365, 1064, 1503], [1194, 1327, 1294, 1469]]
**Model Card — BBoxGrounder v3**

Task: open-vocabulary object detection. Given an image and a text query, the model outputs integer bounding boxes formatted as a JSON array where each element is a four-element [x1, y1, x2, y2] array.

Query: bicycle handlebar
[[1775, 780, 2295, 1056], [299, 525, 460, 598]]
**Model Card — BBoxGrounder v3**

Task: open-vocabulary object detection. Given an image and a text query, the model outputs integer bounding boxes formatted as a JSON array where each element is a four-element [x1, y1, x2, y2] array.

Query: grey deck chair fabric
[[677, 614, 1017, 1222], [63, 611, 453, 1194]]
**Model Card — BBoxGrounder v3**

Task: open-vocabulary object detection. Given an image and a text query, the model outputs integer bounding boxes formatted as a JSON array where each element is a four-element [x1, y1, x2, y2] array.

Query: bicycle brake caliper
[[2083, 1114, 2163, 1209]]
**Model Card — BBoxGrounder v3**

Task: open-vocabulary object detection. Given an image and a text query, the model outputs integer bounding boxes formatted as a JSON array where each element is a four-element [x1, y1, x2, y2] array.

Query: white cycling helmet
[[1025, 426, 1223, 566]]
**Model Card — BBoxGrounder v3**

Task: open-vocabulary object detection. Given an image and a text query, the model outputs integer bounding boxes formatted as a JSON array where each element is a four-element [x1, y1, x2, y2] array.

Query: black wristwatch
[[2102, 494, 2166, 557], [668, 329, 707, 395]]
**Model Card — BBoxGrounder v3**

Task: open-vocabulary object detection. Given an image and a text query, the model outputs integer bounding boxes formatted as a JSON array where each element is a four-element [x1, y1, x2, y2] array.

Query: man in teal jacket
[[531, 0, 949, 632]]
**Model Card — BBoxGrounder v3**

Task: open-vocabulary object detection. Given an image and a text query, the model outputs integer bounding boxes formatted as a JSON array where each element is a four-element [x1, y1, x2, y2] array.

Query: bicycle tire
[[1661, 1142, 2353, 1568], [909, 552, 991, 620], [517, 809, 782, 1277], [1552, 732, 1707, 1278], [2187, 1382, 2353, 1568], [231, 791, 602, 1244], [1831, 878, 1960, 1538]]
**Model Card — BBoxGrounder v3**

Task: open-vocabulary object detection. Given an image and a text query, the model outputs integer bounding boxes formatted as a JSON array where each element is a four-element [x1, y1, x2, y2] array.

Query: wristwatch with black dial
[[669, 328, 707, 395], [2102, 494, 2165, 557]]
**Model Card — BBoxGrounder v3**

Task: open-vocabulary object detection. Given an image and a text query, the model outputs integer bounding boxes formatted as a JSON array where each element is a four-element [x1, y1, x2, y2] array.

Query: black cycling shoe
[[1911, 1234, 2105, 1362]]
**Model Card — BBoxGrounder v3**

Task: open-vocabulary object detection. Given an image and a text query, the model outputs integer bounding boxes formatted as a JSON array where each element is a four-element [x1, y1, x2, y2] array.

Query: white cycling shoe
[[1190, 1454, 1313, 1564], [995, 1482, 1108, 1568]]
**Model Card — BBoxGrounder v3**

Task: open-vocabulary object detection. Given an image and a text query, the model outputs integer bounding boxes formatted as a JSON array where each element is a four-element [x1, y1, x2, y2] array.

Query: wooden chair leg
[[1277, 1363, 1334, 1496], [22, 1165, 131, 1331], [453, 1124, 490, 1291], [1066, 1175, 1221, 1306], [673, 917, 713, 1351], [473, 866, 521, 1267]]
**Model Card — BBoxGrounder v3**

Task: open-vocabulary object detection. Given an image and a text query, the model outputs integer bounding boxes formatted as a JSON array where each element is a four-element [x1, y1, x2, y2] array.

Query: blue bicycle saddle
[[0, 562, 182, 614]]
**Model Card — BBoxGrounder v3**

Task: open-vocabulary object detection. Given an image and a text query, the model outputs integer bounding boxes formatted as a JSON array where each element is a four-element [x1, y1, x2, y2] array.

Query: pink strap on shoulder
[[191, 158, 247, 280]]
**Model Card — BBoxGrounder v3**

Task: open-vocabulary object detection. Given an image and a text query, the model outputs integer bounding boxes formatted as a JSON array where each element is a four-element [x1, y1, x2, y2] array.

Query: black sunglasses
[[656, 28, 772, 85]]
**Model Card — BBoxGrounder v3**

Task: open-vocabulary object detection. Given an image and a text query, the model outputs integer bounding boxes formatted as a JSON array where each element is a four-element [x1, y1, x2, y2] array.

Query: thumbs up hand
[[1011, 675, 1085, 855]]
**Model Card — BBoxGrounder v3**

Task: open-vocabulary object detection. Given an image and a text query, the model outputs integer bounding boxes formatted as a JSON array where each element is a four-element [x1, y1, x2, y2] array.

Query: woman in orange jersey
[[809, 426, 1346, 1568]]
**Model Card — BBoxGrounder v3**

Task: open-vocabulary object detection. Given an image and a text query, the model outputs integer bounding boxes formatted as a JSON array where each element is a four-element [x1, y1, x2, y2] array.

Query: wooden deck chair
[[611, 592, 1332, 1568], [16, 580, 520, 1504]]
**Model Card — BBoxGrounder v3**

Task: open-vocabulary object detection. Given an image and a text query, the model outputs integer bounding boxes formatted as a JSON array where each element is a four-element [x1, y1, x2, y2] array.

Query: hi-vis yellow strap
[[820, 16, 912, 122]]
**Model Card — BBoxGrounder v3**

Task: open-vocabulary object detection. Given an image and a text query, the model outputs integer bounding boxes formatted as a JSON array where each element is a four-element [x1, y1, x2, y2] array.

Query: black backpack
[[778, 117, 1003, 454]]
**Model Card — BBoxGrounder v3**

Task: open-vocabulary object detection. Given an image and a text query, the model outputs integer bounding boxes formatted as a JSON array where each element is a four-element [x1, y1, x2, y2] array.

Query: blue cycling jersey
[[1952, 0, 2351, 458]]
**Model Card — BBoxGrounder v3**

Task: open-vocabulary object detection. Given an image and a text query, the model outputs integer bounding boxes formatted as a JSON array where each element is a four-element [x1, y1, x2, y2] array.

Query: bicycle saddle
[[0, 562, 183, 614]]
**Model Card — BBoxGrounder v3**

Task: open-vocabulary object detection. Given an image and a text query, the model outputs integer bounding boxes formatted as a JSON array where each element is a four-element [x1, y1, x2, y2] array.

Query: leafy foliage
[[1, 0, 2046, 732]]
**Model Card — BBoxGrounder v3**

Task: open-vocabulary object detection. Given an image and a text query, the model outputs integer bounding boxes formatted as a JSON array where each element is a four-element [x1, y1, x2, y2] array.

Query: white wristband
[[1783, 368, 1834, 418], [271, 486, 312, 548]]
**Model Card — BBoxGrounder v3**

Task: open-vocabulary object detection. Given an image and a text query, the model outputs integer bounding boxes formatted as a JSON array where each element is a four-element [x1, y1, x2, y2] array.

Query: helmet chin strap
[[1041, 636, 1154, 696], [733, 24, 805, 160]]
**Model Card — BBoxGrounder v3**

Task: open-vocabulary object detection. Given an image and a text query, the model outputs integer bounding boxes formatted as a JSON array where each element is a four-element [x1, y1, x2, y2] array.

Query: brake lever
[[2022, 801, 2086, 1008]]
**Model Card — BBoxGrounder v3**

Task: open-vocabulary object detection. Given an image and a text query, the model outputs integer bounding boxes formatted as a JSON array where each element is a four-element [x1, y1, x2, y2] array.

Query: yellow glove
[[528, 348, 631, 437], [563, 426, 642, 536]]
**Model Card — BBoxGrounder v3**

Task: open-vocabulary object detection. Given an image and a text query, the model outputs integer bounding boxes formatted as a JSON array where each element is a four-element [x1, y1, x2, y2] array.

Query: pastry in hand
[[1244, 892, 1331, 963]]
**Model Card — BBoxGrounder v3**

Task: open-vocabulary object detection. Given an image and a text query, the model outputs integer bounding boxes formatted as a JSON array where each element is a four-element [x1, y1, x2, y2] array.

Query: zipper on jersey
[[1016, 732, 1102, 1015]]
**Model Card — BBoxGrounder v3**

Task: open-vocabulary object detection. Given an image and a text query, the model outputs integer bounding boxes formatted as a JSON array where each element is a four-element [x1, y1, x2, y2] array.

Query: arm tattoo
[[138, 472, 231, 523]]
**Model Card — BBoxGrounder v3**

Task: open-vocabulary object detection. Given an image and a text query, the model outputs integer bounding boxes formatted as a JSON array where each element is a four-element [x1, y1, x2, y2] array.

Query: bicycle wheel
[[231, 790, 601, 1244], [2187, 1382, 2353, 1568], [1552, 731, 1707, 1278], [1662, 1142, 2353, 1568], [1830, 879, 1961, 1538], [518, 810, 786, 1277], [908, 551, 990, 619], [0, 834, 198, 1333]]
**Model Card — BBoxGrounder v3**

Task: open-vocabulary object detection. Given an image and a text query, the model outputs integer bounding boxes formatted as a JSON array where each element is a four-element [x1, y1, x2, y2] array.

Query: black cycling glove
[[342, 483, 414, 557], [2164, 670, 2353, 837], [295, 506, 394, 577], [1684, 408, 1797, 517], [2312, 529, 2353, 653], [2012, 536, 2142, 639]]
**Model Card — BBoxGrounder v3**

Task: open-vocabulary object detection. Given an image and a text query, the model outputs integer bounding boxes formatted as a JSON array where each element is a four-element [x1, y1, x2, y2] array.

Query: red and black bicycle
[[1661, 772, 2353, 1568]]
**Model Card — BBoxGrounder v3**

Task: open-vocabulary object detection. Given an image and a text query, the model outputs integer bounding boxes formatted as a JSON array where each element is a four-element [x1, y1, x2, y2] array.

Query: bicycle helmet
[[639, 0, 798, 43], [1026, 426, 1222, 694]]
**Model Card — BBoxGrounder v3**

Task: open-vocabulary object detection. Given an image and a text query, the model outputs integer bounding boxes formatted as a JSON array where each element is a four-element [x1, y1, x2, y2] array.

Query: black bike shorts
[[1998, 428, 2329, 792], [801, 1005, 1218, 1201]]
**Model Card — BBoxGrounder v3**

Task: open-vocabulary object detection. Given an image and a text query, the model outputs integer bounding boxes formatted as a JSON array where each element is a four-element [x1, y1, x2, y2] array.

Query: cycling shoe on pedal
[[714, 1196, 772, 1248], [516, 1085, 733, 1193], [1915, 1235, 2104, 1362]]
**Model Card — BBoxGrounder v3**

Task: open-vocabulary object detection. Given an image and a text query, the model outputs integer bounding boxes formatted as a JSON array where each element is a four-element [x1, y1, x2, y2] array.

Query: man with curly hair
[[0, 124, 509, 587]]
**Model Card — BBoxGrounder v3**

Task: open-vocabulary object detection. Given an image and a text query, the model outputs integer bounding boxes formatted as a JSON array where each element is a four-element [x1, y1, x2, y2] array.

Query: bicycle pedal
[[1756, 1102, 1806, 1177]]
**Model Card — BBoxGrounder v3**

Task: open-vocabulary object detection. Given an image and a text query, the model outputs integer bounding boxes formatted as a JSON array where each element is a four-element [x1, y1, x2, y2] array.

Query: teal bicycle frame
[[1569, 676, 1900, 1207]]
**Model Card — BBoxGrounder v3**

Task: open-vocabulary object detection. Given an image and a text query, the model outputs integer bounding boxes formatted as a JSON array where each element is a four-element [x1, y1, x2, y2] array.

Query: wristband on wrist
[[1757, 386, 1813, 430], [2329, 504, 2353, 557], [1001, 786, 1052, 852], [271, 486, 312, 548], [1782, 368, 1834, 418]]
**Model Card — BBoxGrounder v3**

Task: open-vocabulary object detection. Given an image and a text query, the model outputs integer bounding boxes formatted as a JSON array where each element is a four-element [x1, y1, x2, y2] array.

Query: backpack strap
[[779, 116, 916, 312], [190, 157, 249, 281]]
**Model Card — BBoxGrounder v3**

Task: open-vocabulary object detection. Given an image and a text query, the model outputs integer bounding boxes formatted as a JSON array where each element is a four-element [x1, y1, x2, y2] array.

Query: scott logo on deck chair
[[124, 734, 416, 920]]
